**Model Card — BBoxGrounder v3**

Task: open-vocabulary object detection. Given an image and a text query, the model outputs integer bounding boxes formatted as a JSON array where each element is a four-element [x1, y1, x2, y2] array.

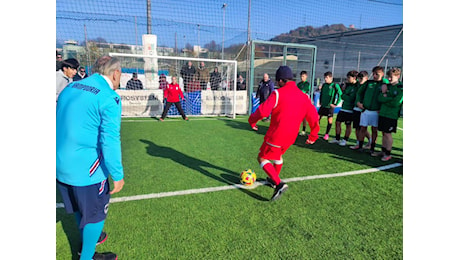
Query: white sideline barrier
[[116, 89, 248, 117]]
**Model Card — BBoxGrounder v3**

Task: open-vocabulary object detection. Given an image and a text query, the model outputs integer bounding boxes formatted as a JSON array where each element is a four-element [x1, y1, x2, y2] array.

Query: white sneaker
[[339, 139, 347, 146], [329, 139, 339, 144], [299, 131, 306, 136]]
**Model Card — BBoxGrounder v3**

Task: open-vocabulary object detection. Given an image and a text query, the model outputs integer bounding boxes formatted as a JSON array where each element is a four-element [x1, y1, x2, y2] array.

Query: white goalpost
[[108, 52, 240, 119]]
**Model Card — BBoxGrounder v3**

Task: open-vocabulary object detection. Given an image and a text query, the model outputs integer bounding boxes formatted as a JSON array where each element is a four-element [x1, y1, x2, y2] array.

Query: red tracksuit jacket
[[164, 83, 185, 102], [249, 81, 320, 146]]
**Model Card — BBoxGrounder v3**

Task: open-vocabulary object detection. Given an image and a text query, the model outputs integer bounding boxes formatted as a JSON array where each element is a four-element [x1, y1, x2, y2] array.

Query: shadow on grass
[[219, 118, 270, 136], [221, 173, 270, 201], [139, 139, 269, 201], [295, 136, 403, 175]]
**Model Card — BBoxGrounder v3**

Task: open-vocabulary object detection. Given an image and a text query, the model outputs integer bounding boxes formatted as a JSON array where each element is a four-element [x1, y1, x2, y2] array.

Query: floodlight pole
[[222, 3, 227, 60], [147, 0, 152, 34]]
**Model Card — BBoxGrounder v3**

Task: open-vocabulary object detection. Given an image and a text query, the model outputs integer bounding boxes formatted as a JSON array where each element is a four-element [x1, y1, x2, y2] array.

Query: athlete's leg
[[161, 102, 173, 119], [258, 156, 280, 185], [80, 220, 105, 260], [273, 156, 283, 176], [174, 102, 187, 120], [345, 124, 352, 140], [326, 116, 333, 135], [370, 126, 378, 151]]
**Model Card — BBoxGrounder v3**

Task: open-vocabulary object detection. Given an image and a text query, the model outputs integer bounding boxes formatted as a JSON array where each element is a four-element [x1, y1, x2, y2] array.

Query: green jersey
[[340, 82, 359, 111], [320, 82, 342, 108], [297, 80, 311, 95], [378, 82, 403, 120], [356, 79, 388, 111]]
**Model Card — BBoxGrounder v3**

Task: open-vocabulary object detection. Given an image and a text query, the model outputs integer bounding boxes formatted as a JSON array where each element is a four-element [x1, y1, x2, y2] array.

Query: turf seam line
[[56, 163, 401, 208]]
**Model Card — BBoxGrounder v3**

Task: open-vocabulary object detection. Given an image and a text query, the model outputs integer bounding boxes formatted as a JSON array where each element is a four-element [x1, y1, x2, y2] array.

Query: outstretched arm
[[248, 90, 277, 129]]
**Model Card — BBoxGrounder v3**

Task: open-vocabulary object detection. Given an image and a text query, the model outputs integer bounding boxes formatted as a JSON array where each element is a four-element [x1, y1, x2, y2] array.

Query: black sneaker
[[97, 231, 108, 245], [265, 177, 276, 188], [93, 252, 118, 260], [271, 182, 288, 201]]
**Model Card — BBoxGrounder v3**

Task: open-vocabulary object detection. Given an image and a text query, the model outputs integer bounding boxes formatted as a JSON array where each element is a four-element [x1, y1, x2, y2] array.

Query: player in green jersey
[[297, 70, 311, 136], [350, 71, 371, 150], [318, 71, 342, 140], [371, 68, 403, 161], [355, 66, 388, 153], [329, 70, 359, 146]]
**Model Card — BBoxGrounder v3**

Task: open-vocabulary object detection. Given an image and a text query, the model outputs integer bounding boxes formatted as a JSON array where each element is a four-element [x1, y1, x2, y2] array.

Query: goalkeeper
[[160, 76, 188, 121], [249, 66, 320, 201]]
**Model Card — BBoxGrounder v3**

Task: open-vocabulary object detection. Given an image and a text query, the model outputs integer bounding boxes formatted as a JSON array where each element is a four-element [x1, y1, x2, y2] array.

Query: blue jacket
[[56, 73, 124, 186]]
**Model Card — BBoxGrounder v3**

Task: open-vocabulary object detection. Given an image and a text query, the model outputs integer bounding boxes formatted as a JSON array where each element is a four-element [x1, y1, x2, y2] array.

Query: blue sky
[[56, 0, 402, 47]]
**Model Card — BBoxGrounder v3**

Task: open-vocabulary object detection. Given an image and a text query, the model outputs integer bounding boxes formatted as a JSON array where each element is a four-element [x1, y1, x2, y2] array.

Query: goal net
[[108, 53, 241, 119]]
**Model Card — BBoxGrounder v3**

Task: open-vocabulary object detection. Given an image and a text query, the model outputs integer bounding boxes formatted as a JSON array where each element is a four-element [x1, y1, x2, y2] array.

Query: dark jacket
[[210, 71, 222, 90], [126, 78, 144, 90], [237, 80, 246, 90], [73, 73, 88, 82], [256, 79, 275, 103], [180, 65, 196, 83]]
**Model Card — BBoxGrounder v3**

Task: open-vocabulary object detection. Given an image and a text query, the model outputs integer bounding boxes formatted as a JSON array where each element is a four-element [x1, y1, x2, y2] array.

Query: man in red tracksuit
[[249, 66, 320, 201], [160, 76, 189, 121]]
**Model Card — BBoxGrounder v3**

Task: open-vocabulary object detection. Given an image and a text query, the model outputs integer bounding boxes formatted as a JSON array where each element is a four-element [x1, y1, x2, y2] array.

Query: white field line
[[56, 163, 401, 208]]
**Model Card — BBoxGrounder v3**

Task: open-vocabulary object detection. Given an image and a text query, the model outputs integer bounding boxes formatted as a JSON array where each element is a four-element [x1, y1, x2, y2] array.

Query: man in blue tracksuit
[[56, 55, 125, 260]]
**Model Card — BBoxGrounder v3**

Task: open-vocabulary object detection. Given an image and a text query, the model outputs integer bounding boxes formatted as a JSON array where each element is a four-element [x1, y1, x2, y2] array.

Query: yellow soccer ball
[[240, 169, 257, 186]]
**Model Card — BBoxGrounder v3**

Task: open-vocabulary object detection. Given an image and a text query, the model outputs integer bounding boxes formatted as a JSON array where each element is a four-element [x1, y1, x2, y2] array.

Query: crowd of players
[[298, 65, 403, 162]]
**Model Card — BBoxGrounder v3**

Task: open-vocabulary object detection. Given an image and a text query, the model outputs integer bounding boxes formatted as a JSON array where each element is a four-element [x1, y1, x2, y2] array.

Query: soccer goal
[[108, 52, 240, 119]]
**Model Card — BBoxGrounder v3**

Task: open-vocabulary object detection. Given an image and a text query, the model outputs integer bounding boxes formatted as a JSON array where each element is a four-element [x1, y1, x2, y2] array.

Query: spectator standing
[[209, 67, 222, 90], [56, 55, 125, 260], [159, 74, 168, 90], [318, 71, 342, 140], [236, 75, 246, 90], [160, 76, 188, 121], [73, 66, 88, 81], [187, 75, 201, 92], [180, 61, 196, 92], [56, 58, 79, 100], [126, 72, 144, 90], [257, 73, 275, 104], [297, 70, 311, 136], [256, 73, 275, 121], [56, 51, 63, 71], [197, 61, 210, 90]]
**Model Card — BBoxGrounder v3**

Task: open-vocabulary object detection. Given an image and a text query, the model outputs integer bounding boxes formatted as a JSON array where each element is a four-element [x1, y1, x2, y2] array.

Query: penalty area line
[[56, 163, 401, 209]]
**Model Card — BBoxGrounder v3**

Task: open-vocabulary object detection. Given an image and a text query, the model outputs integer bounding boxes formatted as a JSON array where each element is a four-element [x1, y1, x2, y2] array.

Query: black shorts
[[378, 116, 398, 133], [318, 106, 334, 117], [57, 179, 111, 229], [336, 110, 353, 125], [352, 110, 362, 129]]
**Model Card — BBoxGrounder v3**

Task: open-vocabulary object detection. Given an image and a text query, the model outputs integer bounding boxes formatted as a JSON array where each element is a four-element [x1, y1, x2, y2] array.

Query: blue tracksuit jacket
[[56, 73, 124, 186]]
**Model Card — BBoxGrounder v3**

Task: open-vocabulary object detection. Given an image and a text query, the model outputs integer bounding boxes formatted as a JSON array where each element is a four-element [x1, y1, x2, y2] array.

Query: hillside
[[271, 24, 357, 43]]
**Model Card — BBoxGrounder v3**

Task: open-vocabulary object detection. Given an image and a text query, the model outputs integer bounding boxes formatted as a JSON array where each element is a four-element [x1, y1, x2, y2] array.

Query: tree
[[204, 40, 219, 52]]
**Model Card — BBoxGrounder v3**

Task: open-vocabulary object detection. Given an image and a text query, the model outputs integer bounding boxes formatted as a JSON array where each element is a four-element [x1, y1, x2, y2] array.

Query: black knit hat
[[61, 58, 80, 70], [275, 66, 293, 81]]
